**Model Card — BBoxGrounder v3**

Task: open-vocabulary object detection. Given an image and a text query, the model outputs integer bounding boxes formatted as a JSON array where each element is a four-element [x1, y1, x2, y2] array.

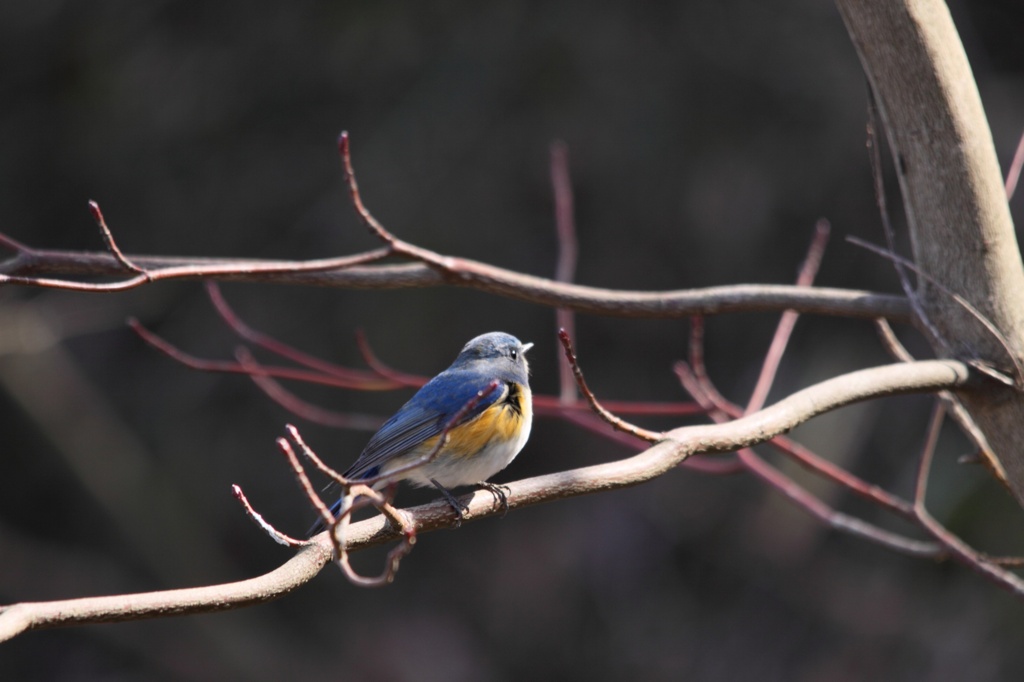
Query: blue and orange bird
[[313, 332, 533, 533]]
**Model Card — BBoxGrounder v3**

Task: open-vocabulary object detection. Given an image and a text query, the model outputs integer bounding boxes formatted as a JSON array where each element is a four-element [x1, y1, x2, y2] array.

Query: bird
[[311, 331, 533, 534]]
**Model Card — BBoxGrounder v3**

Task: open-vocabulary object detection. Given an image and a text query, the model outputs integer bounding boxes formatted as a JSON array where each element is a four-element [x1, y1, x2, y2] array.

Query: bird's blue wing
[[343, 369, 506, 480]]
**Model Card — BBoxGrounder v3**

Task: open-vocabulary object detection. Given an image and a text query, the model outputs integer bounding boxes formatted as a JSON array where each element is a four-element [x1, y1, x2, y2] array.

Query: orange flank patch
[[443, 401, 524, 460]]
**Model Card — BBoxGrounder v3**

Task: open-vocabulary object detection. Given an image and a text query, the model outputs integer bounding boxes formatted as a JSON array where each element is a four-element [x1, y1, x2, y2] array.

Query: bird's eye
[[510, 348, 518, 360]]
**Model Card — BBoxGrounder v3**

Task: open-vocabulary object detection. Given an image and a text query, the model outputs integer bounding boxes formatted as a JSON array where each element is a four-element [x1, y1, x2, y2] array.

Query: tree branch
[[835, 0, 1024, 503], [0, 245, 910, 320], [0, 538, 334, 640], [0, 358, 976, 640]]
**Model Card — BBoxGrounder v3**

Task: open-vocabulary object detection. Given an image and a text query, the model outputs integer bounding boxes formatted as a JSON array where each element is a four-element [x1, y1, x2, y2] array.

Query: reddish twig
[[208, 283, 401, 388], [338, 132, 445, 268], [739, 443, 941, 557], [1006, 127, 1024, 200], [278, 436, 338, 531], [686, 315, 920, 515], [676, 359, 917, 518], [0, 230, 32, 254], [550, 140, 579, 405], [912, 402, 1024, 597], [140, 299, 704, 432], [330, 483, 416, 588], [538, 398, 702, 416], [874, 317, 915, 363], [686, 316, 734, 418], [88, 200, 147, 277], [875, 318, 1009, 486], [746, 219, 830, 412], [232, 484, 307, 548], [281, 432, 414, 588], [556, 409, 736, 473], [235, 347, 384, 430], [557, 329, 663, 442], [286, 423, 346, 483], [130, 318, 398, 390], [354, 329, 430, 387], [681, 314, 930, 533]]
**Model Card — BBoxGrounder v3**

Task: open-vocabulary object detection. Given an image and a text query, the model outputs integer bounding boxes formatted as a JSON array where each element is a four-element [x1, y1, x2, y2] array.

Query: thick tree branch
[[0, 358, 976, 640], [835, 0, 1024, 503], [0, 538, 335, 640], [0, 244, 910, 320]]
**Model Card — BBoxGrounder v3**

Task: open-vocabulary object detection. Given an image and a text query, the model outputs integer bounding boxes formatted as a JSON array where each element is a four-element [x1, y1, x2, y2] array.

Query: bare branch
[[1006, 127, 1024, 200], [0, 358, 979, 639], [0, 248, 912, 320], [232, 484, 307, 548], [550, 140, 579, 404], [746, 219, 830, 412], [0, 136, 910, 321], [130, 318, 397, 390], [836, 0, 1024, 505], [235, 347, 384, 430], [675, 359, 918, 519], [0, 537, 335, 641], [88, 200, 148, 277], [912, 402, 1024, 597], [849, 236, 1021, 387], [207, 283, 401, 388], [556, 329, 662, 442]]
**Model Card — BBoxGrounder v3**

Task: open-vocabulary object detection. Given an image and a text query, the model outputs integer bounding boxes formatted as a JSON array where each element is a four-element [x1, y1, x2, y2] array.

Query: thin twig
[[0, 247, 393, 292], [130, 319, 397, 390], [681, 316, 941, 553], [874, 318, 915, 363], [232, 484, 307, 548], [739, 444, 941, 558], [280, 424, 421, 586], [867, 95, 915, 299], [355, 329, 430, 387], [0, 230, 31, 254], [875, 319, 1008, 485], [207, 283, 401, 388], [849, 236, 1021, 387], [331, 484, 416, 587], [557, 329, 663, 442], [278, 437, 338, 531], [0, 135, 911, 320], [551, 140, 579, 405], [286, 424, 348, 485], [675, 359, 916, 518], [912, 402, 1024, 597], [235, 346, 384, 430], [746, 219, 830, 412], [88, 200, 148, 276], [1006, 127, 1024, 200], [338, 132, 395, 246]]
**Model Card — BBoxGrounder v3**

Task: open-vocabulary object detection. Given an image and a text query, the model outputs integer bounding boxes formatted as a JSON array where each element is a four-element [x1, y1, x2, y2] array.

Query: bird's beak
[[522, 342, 534, 354]]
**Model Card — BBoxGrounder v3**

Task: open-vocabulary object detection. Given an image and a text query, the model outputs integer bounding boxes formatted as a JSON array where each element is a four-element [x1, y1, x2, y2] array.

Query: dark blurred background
[[2, 1, 1023, 680]]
